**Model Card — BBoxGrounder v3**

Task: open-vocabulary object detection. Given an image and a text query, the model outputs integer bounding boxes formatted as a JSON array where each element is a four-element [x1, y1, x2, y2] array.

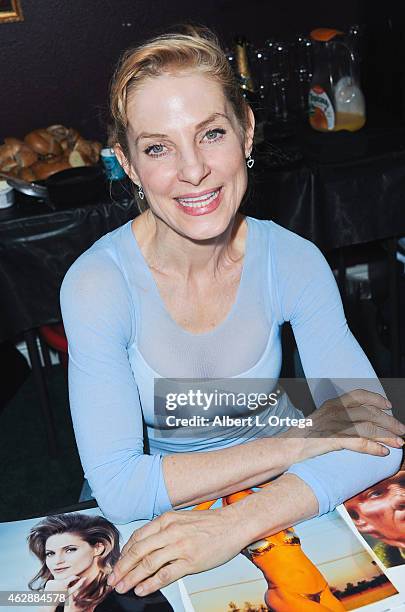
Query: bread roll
[[30, 158, 72, 180], [60, 138, 70, 152], [25, 129, 63, 157], [19, 165, 38, 182], [0, 144, 15, 167], [16, 146, 38, 167], [73, 137, 95, 159], [4, 137, 25, 152], [67, 127, 80, 146], [1, 124, 97, 180], [1, 138, 38, 168], [46, 125, 69, 141], [3, 138, 20, 157]]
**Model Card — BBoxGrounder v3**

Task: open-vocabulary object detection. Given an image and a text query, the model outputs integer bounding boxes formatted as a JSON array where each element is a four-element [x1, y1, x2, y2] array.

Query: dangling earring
[[246, 154, 254, 169], [137, 184, 144, 200]]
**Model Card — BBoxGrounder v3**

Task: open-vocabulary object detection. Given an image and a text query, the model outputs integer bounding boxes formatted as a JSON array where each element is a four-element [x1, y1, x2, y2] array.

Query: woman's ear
[[93, 542, 106, 558], [244, 106, 256, 158], [114, 144, 140, 186]]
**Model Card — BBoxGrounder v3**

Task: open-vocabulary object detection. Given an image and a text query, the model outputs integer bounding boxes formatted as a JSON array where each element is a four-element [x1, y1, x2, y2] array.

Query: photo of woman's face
[[45, 533, 99, 579]]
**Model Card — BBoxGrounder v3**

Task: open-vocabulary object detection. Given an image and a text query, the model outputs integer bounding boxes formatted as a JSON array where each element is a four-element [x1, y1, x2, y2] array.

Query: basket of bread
[[0, 125, 106, 206]]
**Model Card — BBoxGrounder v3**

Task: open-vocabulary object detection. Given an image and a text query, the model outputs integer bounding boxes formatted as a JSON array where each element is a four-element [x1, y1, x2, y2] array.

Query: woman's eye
[[367, 490, 383, 499], [66, 547, 77, 553], [203, 128, 226, 142], [45, 551, 54, 557], [144, 143, 167, 157]]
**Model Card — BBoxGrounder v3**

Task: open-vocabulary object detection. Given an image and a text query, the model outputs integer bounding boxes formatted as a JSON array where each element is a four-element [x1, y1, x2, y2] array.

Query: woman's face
[[45, 533, 102, 579], [120, 71, 254, 241]]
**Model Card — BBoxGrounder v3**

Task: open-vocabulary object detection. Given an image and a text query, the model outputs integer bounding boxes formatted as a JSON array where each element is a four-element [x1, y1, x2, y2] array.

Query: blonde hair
[[109, 26, 250, 211]]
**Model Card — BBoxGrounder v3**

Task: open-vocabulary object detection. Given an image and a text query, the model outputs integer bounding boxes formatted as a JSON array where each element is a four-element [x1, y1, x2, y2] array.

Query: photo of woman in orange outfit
[[195, 490, 345, 611]]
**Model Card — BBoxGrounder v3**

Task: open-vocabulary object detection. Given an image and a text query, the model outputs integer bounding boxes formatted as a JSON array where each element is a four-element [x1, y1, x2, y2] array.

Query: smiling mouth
[[175, 187, 221, 208], [54, 567, 69, 572]]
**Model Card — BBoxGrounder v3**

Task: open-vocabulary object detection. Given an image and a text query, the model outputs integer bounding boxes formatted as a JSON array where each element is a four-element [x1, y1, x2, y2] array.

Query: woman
[[27, 513, 173, 611], [194, 490, 345, 611], [222, 490, 345, 611], [60, 26, 404, 598]]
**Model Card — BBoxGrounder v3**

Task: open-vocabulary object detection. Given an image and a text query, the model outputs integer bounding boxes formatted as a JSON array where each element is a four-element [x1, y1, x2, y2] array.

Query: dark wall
[[0, 0, 372, 142]]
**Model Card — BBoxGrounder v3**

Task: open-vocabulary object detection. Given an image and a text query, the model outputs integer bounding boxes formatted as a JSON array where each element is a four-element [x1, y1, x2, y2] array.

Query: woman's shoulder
[[66, 220, 131, 274], [247, 217, 323, 262], [60, 221, 133, 317], [62, 221, 132, 285], [247, 218, 335, 321]]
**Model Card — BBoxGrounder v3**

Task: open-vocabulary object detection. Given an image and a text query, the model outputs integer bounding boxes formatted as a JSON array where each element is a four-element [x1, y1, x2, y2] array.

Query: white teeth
[[177, 190, 219, 208]]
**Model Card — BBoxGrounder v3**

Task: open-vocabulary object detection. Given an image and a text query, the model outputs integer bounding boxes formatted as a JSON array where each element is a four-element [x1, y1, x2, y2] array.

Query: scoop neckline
[[127, 215, 252, 338]]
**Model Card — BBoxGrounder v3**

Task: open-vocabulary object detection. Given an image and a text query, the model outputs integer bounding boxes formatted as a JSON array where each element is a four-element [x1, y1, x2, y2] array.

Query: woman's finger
[[337, 389, 391, 410], [336, 418, 404, 442], [121, 516, 167, 556], [67, 577, 85, 596], [60, 575, 79, 589], [373, 435, 405, 448], [338, 437, 391, 456], [342, 405, 405, 437], [109, 526, 177, 587], [131, 560, 190, 596], [115, 545, 180, 594], [316, 403, 405, 437]]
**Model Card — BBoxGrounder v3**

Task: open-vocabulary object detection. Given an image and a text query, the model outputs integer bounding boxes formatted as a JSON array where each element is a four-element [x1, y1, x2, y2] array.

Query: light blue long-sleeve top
[[60, 216, 401, 524]]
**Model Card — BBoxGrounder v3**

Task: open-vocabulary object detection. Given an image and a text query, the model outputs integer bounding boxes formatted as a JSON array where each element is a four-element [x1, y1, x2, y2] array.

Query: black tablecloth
[[0, 195, 138, 343]]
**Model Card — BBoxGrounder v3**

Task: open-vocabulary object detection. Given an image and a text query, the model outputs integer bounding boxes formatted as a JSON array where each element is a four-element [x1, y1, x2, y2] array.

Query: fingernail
[[107, 572, 115, 586], [381, 447, 390, 455], [135, 586, 144, 595], [385, 399, 392, 408], [396, 437, 405, 446], [115, 581, 125, 594]]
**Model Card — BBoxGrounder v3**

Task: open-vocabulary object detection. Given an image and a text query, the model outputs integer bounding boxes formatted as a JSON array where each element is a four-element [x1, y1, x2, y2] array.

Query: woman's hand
[[107, 505, 247, 597], [42, 576, 86, 611], [282, 389, 405, 462]]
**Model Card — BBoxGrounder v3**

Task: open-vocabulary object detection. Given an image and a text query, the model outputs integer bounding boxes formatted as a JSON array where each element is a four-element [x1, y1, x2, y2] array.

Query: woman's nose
[[177, 147, 210, 185], [54, 551, 65, 564]]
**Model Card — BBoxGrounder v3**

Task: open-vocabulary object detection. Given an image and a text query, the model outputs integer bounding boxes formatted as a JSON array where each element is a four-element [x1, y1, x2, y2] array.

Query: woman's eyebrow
[[195, 112, 230, 131], [135, 112, 230, 145], [45, 544, 75, 552], [135, 131, 167, 145]]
